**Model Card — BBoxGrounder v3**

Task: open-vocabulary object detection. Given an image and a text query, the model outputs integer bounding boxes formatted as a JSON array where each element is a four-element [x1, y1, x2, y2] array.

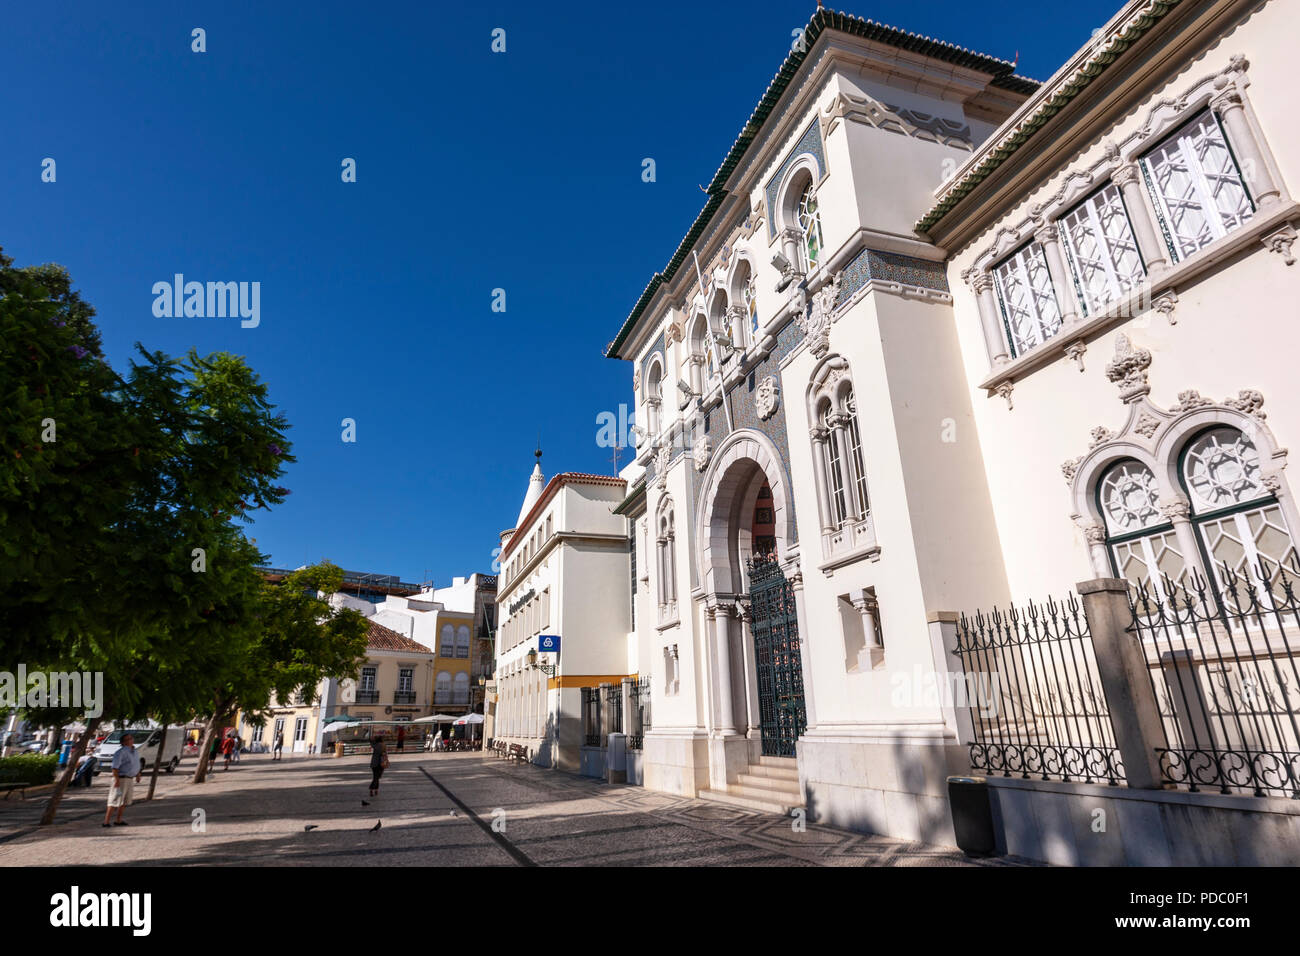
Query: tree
[[190, 562, 369, 784], [1, 247, 306, 824]]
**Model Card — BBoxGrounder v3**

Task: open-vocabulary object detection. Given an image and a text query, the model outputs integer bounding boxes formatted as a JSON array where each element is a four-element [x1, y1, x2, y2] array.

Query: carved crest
[[756, 376, 781, 420]]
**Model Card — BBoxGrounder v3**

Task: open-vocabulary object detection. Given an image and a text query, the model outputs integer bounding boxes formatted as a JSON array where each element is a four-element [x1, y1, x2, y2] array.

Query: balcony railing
[[355, 689, 379, 704], [393, 691, 416, 705]]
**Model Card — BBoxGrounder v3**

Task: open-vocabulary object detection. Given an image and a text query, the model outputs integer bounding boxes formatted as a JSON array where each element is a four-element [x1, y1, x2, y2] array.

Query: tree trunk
[[145, 726, 167, 800], [191, 714, 221, 784], [38, 715, 102, 826]]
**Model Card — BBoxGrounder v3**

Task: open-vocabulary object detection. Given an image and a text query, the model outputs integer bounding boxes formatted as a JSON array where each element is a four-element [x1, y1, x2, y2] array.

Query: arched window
[[645, 358, 663, 437], [742, 264, 758, 342], [808, 358, 877, 561], [453, 671, 469, 705], [797, 182, 823, 271], [455, 625, 470, 658], [435, 671, 451, 705], [657, 501, 677, 620], [1098, 458, 1186, 591], [688, 314, 710, 396], [439, 624, 455, 657], [1180, 427, 1296, 600]]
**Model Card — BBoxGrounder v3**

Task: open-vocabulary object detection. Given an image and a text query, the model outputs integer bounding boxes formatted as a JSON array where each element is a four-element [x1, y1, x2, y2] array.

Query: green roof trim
[[611, 476, 647, 517], [605, 7, 1037, 360], [915, 0, 1183, 235]]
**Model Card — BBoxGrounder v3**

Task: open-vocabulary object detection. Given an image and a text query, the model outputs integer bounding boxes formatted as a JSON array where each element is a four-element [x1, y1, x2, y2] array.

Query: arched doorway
[[696, 431, 808, 757]]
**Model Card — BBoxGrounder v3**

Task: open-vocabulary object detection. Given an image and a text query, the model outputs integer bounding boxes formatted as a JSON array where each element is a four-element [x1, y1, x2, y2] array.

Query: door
[[293, 717, 308, 753], [746, 553, 807, 758]]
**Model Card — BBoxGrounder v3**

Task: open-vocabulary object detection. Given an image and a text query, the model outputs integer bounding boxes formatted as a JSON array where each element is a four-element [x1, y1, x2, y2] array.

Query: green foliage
[[0, 754, 59, 785]]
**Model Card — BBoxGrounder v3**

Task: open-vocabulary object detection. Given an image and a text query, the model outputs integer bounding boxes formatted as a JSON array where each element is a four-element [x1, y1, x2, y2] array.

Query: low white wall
[[988, 777, 1300, 866]]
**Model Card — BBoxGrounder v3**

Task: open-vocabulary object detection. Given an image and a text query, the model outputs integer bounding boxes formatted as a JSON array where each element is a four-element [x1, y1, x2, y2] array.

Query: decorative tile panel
[[766, 121, 826, 240]]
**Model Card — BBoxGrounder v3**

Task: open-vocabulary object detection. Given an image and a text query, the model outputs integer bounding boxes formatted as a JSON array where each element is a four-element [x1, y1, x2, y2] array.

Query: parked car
[[21, 738, 49, 754], [93, 728, 184, 775]]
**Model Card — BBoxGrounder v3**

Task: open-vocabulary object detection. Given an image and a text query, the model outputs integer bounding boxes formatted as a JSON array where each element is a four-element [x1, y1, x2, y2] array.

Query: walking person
[[208, 736, 220, 773], [396, 726, 405, 753], [368, 734, 388, 797], [273, 731, 283, 761], [103, 732, 143, 827], [221, 734, 236, 770], [231, 737, 241, 764]]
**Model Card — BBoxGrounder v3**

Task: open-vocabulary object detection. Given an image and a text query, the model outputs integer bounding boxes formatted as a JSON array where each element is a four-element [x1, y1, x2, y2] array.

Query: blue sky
[[2, 0, 1122, 585]]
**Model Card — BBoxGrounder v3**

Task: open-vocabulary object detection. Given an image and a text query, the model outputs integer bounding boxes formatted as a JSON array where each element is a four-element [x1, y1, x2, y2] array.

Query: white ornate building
[[604, 0, 1300, 848]]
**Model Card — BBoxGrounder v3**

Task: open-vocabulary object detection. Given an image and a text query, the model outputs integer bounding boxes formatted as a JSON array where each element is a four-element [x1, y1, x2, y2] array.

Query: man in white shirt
[[103, 732, 143, 827]]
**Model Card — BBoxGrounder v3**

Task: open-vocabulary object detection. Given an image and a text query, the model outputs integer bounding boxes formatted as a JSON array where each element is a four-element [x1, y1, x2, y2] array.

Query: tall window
[[657, 504, 677, 618], [742, 265, 758, 341], [455, 625, 470, 658], [646, 360, 663, 437], [454, 672, 470, 705], [1182, 427, 1296, 603], [821, 403, 848, 526], [1142, 110, 1255, 262], [360, 666, 377, 692], [398, 667, 413, 693], [1060, 183, 1146, 314], [1099, 459, 1186, 592], [440, 624, 455, 657], [798, 183, 823, 271], [844, 388, 869, 516], [993, 242, 1063, 357], [435, 671, 451, 705]]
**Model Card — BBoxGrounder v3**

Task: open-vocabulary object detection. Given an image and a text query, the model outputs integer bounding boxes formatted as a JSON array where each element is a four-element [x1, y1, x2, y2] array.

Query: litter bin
[[947, 775, 996, 857], [59, 740, 75, 767]]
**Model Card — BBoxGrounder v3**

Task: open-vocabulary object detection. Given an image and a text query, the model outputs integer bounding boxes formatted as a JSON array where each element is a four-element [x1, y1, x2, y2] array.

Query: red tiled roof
[[501, 472, 626, 562], [365, 620, 432, 655]]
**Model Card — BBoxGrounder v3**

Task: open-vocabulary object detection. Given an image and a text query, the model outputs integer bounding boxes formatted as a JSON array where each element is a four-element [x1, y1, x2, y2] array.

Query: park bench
[[507, 744, 528, 763], [0, 782, 31, 801]]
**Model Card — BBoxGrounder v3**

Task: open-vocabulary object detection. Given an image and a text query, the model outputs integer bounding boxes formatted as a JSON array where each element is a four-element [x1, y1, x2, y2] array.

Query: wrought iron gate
[[746, 553, 807, 757]]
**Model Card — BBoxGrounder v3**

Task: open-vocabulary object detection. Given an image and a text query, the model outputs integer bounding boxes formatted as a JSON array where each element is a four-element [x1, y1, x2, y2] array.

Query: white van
[[94, 727, 184, 775]]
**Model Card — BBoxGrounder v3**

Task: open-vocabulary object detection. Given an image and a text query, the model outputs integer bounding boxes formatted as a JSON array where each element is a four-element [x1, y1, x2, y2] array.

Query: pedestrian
[[368, 734, 388, 797], [221, 734, 236, 770], [73, 751, 96, 788], [231, 737, 241, 764], [208, 736, 220, 771], [273, 731, 283, 761], [396, 726, 406, 753], [103, 732, 143, 827]]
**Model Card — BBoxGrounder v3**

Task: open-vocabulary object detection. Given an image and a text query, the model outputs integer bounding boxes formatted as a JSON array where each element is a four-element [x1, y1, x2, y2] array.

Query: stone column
[[1081, 520, 1111, 579], [1211, 84, 1281, 207], [963, 269, 1009, 366], [786, 567, 817, 731], [827, 414, 860, 520], [1035, 221, 1079, 326], [712, 603, 738, 735], [1113, 162, 1170, 275], [1077, 578, 1167, 790], [736, 602, 761, 738], [780, 227, 804, 278], [809, 426, 835, 534]]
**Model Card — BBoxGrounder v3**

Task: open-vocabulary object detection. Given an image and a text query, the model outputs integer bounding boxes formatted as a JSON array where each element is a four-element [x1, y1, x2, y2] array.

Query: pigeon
[[448, 810, 457, 817], [369, 820, 382, 832], [361, 800, 370, 806], [304, 825, 319, 831]]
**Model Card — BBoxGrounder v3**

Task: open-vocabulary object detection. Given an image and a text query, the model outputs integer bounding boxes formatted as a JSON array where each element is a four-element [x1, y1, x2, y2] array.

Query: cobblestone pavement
[[0, 752, 1032, 866]]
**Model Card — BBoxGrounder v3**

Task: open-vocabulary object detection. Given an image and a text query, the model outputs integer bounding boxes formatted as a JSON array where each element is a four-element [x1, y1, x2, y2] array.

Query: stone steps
[[696, 757, 803, 815], [696, 786, 800, 815]]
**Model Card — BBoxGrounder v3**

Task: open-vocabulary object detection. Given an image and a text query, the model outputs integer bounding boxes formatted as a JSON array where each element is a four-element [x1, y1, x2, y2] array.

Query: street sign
[[538, 634, 561, 654]]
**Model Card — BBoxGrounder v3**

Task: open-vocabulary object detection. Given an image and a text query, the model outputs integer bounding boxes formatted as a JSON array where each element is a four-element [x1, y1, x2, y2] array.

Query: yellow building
[[431, 608, 475, 717]]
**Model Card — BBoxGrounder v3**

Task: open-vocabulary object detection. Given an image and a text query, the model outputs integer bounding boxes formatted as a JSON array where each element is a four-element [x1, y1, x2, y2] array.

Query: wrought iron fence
[[954, 593, 1125, 785], [1131, 557, 1300, 798], [628, 675, 651, 751], [603, 684, 623, 735], [581, 687, 601, 747]]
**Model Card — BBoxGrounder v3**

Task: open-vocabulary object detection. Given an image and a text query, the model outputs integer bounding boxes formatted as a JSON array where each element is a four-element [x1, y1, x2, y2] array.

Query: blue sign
[[538, 634, 561, 654]]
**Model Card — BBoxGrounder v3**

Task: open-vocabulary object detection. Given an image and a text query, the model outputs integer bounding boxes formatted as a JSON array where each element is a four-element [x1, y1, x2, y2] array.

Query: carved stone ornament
[[756, 375, 781, 420], [1065, 340, 1087, 372], [1061, 456, 1084, 483], [632, 368, 641, 393], [796, 272, 842, 359], [996, 380, 1014, 410], [1153, 290, 1179, 325], [1082, 521, 1107, 545], [666, 315, 686, 345], [1134, 412, 1161, 438], [1169, 389, 1213, 414], [655, 444, 670, 490], [1105, 333, 1152, 403], [693, 433, 712, 472], [1160, 492, 1191, 520], [1224, 389, 1267, 420], [1262, 472, 1283, 494], [1089, 426, 1116, 448], [1262, 224, 1297, 266]]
